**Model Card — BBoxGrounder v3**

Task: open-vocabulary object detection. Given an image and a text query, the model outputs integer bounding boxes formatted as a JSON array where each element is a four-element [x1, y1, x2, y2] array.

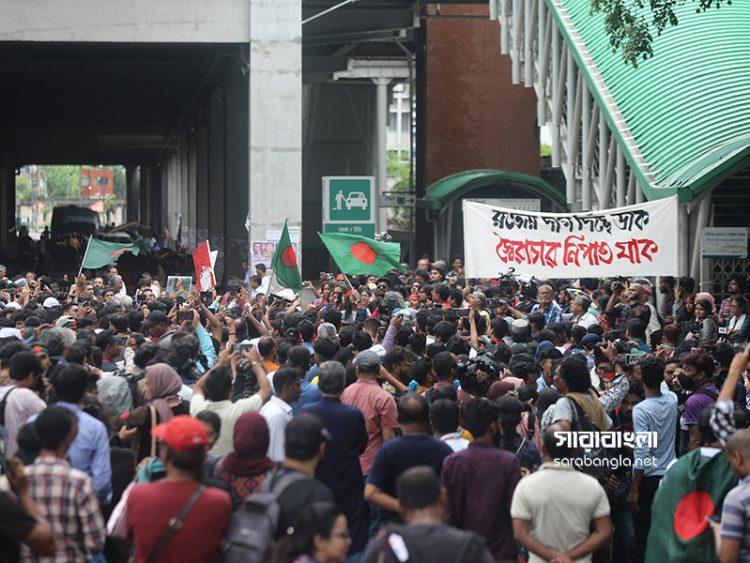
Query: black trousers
[[635, 475, 662, 563]]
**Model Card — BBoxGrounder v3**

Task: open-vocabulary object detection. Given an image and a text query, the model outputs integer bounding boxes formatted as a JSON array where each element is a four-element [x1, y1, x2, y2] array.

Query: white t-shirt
[[190, 393, 264, 457], [260, 395, 294, 462], [511, 462, 611, 563]]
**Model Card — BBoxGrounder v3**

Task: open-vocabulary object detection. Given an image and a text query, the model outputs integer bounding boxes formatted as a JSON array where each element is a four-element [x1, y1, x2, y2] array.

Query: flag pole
[[77, 236, 93, 278]]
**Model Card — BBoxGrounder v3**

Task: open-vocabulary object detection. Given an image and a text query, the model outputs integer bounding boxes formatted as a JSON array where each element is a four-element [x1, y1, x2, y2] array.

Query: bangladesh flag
[[318, 232, 406, 276], [271, 220, 302, 292], [81, 237, 145, 270], [645, 448, 736, 562]]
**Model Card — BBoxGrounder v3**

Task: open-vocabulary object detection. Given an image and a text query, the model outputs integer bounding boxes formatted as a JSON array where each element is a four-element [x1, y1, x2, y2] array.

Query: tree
[[40, 165, 82, 199], [112, 166, 126, 199], [590, 0, 730, 67], [15, 174, 33, 204]]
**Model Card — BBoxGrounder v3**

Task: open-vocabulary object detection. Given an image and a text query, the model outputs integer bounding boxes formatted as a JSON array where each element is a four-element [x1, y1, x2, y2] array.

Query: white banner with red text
[[463, 197, 679, 279]]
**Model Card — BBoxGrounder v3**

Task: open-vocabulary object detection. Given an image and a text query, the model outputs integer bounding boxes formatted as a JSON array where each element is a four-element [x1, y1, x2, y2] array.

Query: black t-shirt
[[0, 492, 36, 563], [362, 523, 494, 563], [275, 468, 335, 537]]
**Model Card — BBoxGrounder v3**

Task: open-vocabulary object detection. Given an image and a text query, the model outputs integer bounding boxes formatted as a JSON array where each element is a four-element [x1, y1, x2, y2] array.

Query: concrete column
[[373, 78, 390, 233], [208, 89, 226, 275], [0, 160, 14, 250], [187, 133, 197, 248], [248, 0, 302, 269], [125, 165, 140, 223], [181, 144, 189, 245], [196, 122, 209, 240]]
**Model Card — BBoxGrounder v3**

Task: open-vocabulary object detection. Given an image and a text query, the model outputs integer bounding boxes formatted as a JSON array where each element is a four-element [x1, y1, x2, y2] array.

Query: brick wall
[[425, 4, 539, 186]]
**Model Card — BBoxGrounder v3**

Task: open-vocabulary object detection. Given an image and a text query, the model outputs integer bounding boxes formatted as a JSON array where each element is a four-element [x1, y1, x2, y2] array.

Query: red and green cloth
[[271, 220, 302, 292], [81, 237, 145, 270], [318, 232, 405, 276], [645, 448, 736, 562]]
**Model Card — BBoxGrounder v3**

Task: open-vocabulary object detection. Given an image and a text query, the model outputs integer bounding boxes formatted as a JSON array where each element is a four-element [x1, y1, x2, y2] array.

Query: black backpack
[[222, 469, 306, 563]]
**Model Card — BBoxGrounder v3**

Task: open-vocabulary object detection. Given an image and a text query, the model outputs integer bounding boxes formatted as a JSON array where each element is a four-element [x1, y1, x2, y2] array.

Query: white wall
[[0, 0, 251, 43]]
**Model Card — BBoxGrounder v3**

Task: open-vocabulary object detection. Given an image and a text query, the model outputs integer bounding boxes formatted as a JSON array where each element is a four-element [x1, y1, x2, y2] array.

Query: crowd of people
[[1, 255, 750, 563]]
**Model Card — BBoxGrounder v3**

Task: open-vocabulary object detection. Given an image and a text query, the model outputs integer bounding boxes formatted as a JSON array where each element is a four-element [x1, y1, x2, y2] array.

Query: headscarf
[[222, 412, 275, 476], [695, 292, 717, 314], [145, 363, 182, 424]]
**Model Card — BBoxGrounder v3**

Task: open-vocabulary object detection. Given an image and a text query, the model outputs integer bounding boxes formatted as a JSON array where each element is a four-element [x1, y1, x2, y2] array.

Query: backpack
[[0, 386, 18, 430], [370, 525, 487, 563], [567, 397, 614, 483], [222, 469, 307, 563]]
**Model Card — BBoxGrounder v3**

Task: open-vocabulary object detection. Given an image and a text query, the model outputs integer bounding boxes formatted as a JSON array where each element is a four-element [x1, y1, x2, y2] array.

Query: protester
[[2, 244, 750, 563], [125, 415, 232, 563], [442, 398, 521, 562], [24, 406, 106, 562], [511, 423, 612, 563], [362, 466, 494, 563]]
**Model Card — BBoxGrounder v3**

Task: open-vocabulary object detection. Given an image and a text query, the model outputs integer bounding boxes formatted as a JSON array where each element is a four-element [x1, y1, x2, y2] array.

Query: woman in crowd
[[726, 295, 750, 346], [211, 411, 276, 509], [274, 502, 351, 563], [693, 298, 719, 346], [118, 362, 190, 461]]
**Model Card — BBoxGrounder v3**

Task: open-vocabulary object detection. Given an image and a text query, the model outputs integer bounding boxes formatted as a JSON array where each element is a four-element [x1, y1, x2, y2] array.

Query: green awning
[[417, 169, 566, 211], [549, 0, 750, 202]]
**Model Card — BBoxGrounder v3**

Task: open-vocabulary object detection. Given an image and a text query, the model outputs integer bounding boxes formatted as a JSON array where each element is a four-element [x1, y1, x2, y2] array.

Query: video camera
[[456, 354, 499, 395]]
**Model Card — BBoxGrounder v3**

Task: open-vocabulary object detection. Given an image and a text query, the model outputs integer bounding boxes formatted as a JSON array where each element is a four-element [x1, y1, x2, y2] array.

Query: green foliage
[[113, 166, 126, 198], [15, 174, 33, 204], [540, 143, 552, 158], [387, 151, 413, 231], [589, 0, 730, 67], [41, 165, 82, 199]]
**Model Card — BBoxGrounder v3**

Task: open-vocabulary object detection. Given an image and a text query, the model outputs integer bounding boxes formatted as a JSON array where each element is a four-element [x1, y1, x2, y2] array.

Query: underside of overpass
[[0, 0, 490, 280]]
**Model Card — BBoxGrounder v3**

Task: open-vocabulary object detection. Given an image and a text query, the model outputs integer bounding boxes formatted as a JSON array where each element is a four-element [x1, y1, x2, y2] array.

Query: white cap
[[43, 297, 60, 309], [0, 327, 22, 339], [3, 301, 21, 311]]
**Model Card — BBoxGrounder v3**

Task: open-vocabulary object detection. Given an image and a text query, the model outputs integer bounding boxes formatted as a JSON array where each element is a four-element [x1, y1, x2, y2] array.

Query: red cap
[[151, 415, 209, 453]]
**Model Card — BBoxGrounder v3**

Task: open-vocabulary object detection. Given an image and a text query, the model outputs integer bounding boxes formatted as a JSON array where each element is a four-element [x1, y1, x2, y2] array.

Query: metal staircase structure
[[492, 0, 641, 212]]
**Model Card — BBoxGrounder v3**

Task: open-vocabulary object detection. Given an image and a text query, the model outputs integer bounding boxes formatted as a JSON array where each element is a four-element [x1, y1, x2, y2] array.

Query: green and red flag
[[645, 448, 736, 562], [318, 232, 405, 276], [80, 237, 145, 270], [271, 220, 302, 292]]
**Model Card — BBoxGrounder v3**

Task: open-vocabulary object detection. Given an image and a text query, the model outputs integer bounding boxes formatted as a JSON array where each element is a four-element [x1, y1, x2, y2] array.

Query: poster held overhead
[[463, 197, 680, 279]]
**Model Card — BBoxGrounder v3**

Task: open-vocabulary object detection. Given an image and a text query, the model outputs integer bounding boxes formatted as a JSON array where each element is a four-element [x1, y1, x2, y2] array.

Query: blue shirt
[[632, 382, 678, 476], [530, 302, 562, 324], [292, 380, 321, 415], [720, 475, 750, 561], [56, 402, 112, 503], [302, 397, 369, 552]]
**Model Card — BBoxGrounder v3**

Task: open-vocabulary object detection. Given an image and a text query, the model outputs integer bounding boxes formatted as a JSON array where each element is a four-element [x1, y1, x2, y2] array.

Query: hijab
[[695, 292, 716, 314], [145, 363, 182, 424], [222, 412, 275, 476]]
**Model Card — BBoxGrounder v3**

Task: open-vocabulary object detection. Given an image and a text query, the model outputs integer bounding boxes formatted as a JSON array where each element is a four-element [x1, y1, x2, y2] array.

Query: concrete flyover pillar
[[125, 165, 140, 224], [247, 0, 302, 265]]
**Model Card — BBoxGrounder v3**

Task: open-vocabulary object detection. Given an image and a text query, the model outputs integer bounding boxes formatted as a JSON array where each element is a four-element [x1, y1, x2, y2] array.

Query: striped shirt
[[721, 475, 750, 562], [631, 382, 678, 476], [21, 454, 105, 563]]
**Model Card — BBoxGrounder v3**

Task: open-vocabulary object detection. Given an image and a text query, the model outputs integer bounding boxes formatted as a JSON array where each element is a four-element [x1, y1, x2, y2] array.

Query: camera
[[178, 310, 192, 322], [200, 291, 213, 306], [235, 340, 253, 353], [486, 298, 508, 309], [456, 354, 499, 396]]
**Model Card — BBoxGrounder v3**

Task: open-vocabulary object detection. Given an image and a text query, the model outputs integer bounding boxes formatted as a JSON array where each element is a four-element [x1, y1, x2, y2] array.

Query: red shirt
[[341, 378, 398, 476], [126, 480, 231, 563]]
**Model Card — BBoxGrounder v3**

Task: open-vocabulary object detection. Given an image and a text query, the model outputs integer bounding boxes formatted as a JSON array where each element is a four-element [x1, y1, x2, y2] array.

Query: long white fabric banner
[[463, 197, 679, 278]]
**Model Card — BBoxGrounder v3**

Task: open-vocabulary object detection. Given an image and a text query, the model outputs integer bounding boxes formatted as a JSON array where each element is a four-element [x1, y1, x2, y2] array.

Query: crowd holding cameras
[[1, 254, 750, 563]]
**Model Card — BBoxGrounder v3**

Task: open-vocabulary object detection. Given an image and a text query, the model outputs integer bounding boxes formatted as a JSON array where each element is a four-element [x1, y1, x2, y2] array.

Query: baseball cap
[[353, 350, 381, 371], [43, 297, 60, 309], [151, 415, 209, 453], [143, 310, 169, 326], [285, 413, 331, 460], [581, 333, 602, 348]]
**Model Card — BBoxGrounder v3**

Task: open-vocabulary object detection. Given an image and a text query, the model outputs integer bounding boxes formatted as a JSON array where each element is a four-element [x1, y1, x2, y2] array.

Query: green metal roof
[[548, 0, 750, 202], [418, 169, 566, 210]]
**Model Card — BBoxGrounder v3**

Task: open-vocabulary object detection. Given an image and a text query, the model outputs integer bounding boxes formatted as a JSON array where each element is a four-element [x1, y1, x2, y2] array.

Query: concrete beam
[[0, 0, 252, 43]]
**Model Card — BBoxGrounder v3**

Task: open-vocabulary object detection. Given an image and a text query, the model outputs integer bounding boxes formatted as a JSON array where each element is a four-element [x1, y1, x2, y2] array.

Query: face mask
[[678, 373, 695, 391]]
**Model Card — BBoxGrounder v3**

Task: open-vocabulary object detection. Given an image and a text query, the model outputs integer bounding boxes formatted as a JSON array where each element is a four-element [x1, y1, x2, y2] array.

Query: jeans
[[608, 485, 635, 563]]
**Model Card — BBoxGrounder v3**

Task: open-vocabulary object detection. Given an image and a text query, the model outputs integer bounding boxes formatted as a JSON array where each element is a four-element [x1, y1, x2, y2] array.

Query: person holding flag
[[270, 220, 302, 293], [318, 232, 406, 278]]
